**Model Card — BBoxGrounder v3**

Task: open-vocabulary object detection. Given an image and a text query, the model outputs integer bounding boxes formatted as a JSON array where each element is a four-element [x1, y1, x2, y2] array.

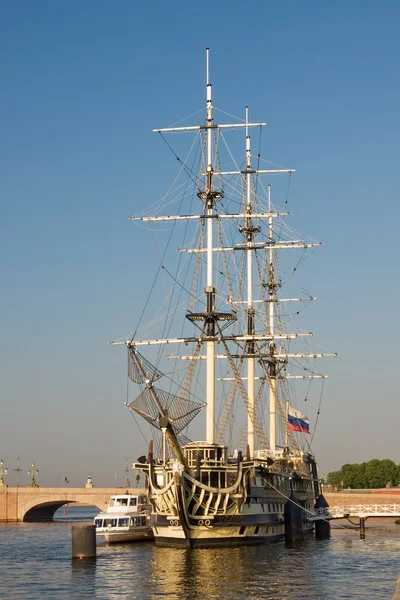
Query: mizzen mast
[[267, 185, 278, 451]]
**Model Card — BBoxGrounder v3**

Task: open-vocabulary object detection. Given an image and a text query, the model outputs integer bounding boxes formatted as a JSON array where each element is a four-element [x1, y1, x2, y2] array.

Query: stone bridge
[[0, 486, 146, 522], [2, 487, 400, 523]]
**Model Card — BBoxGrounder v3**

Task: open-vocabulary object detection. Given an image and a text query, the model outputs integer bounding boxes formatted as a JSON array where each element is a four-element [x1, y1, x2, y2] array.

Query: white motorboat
[[94, 493, 154, 543]]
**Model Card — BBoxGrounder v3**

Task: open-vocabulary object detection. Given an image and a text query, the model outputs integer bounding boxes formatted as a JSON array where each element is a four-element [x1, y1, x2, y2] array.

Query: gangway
[[308, 504, 400, 539], [308, 503, 400, 520]]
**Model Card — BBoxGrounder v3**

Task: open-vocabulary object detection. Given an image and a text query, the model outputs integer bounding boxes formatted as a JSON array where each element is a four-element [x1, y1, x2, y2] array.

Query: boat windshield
[[111, 497, 129, 507], [130, 517, 147, 527], [109, 496, 138, 507]]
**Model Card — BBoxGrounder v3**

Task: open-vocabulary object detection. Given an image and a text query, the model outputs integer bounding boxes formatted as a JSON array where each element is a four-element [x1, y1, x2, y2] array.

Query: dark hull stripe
[[154, 515, 284, 528], [154, 533, 284, 548]]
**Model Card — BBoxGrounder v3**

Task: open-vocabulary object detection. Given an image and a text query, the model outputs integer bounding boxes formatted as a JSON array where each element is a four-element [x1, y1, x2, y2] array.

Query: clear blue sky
[[1, 1, 399, 487]]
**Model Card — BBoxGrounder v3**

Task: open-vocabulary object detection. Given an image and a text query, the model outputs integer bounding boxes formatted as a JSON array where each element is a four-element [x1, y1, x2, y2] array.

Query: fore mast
[[184, 48, 222, 445]]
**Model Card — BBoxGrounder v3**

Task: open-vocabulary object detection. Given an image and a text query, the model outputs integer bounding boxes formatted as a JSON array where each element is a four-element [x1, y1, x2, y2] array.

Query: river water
[[0, 507, 399, 599]]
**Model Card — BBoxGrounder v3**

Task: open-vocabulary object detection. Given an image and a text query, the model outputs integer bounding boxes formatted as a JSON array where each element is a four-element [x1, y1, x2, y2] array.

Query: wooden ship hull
[[137, 444, 318, 547]]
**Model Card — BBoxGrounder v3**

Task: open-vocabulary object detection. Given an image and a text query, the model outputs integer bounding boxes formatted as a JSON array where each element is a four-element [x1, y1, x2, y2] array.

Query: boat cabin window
[[104, 518, 117, 527], [94, 519, 103, 528], [130, 517, 147, 527], [113, 497, 129, 507], [118, 518, 129, 527], [129, 497, 137, 506]]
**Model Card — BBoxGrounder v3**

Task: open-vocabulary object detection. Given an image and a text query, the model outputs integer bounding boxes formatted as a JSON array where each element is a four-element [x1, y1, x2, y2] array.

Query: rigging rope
[[310, 378, 325, 445], [158, 132, 203, 189], [217, 323, 268, 448], [131, 133, 200, 340], [261, 474, 355, 530]]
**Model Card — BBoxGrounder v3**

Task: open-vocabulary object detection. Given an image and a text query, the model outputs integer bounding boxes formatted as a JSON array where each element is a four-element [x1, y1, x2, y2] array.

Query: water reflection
[[0, 516, 400, 599], [147, 542, 316, 600], [70, 559, 96, 600], [95, 542, 155, 600]]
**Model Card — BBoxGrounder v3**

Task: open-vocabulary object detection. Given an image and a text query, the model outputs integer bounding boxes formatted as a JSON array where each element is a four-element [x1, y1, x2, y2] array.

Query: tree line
[[326, 459, 400, 489]]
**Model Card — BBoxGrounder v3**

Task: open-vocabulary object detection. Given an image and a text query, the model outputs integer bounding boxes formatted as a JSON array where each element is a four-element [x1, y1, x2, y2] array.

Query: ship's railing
[[252, 457, 300, 476], [253, 450, 311, 477]]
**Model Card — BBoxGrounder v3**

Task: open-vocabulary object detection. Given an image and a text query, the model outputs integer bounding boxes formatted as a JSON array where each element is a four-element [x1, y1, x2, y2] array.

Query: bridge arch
[[24, 501, 76, 522], [0, 487, 146, 522], [19, 495, 106, 522]]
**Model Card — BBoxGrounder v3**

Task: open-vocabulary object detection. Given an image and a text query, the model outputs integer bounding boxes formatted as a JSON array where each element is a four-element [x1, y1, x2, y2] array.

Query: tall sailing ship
[[111, 50, 336, 548]]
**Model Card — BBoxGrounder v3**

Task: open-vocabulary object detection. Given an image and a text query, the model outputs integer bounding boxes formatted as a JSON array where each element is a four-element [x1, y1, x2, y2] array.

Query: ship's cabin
[[184, 441, 227, 470]]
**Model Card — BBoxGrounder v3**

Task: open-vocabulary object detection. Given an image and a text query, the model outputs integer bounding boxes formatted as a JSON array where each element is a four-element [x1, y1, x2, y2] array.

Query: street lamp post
[[124, 458, 131, 488], [13, 456, 22, 522], [13, 457, 22, 488], [0, 460, 8, 486], [28, 462, 39, 487]]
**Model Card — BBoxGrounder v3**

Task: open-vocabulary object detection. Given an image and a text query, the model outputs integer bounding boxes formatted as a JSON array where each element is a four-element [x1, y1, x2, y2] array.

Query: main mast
[[204, 48, 216, 444], [241, 107, 258, 457]]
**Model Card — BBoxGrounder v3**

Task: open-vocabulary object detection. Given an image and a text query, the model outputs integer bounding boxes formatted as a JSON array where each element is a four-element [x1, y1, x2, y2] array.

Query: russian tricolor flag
[[288, 406, 310, 434]]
